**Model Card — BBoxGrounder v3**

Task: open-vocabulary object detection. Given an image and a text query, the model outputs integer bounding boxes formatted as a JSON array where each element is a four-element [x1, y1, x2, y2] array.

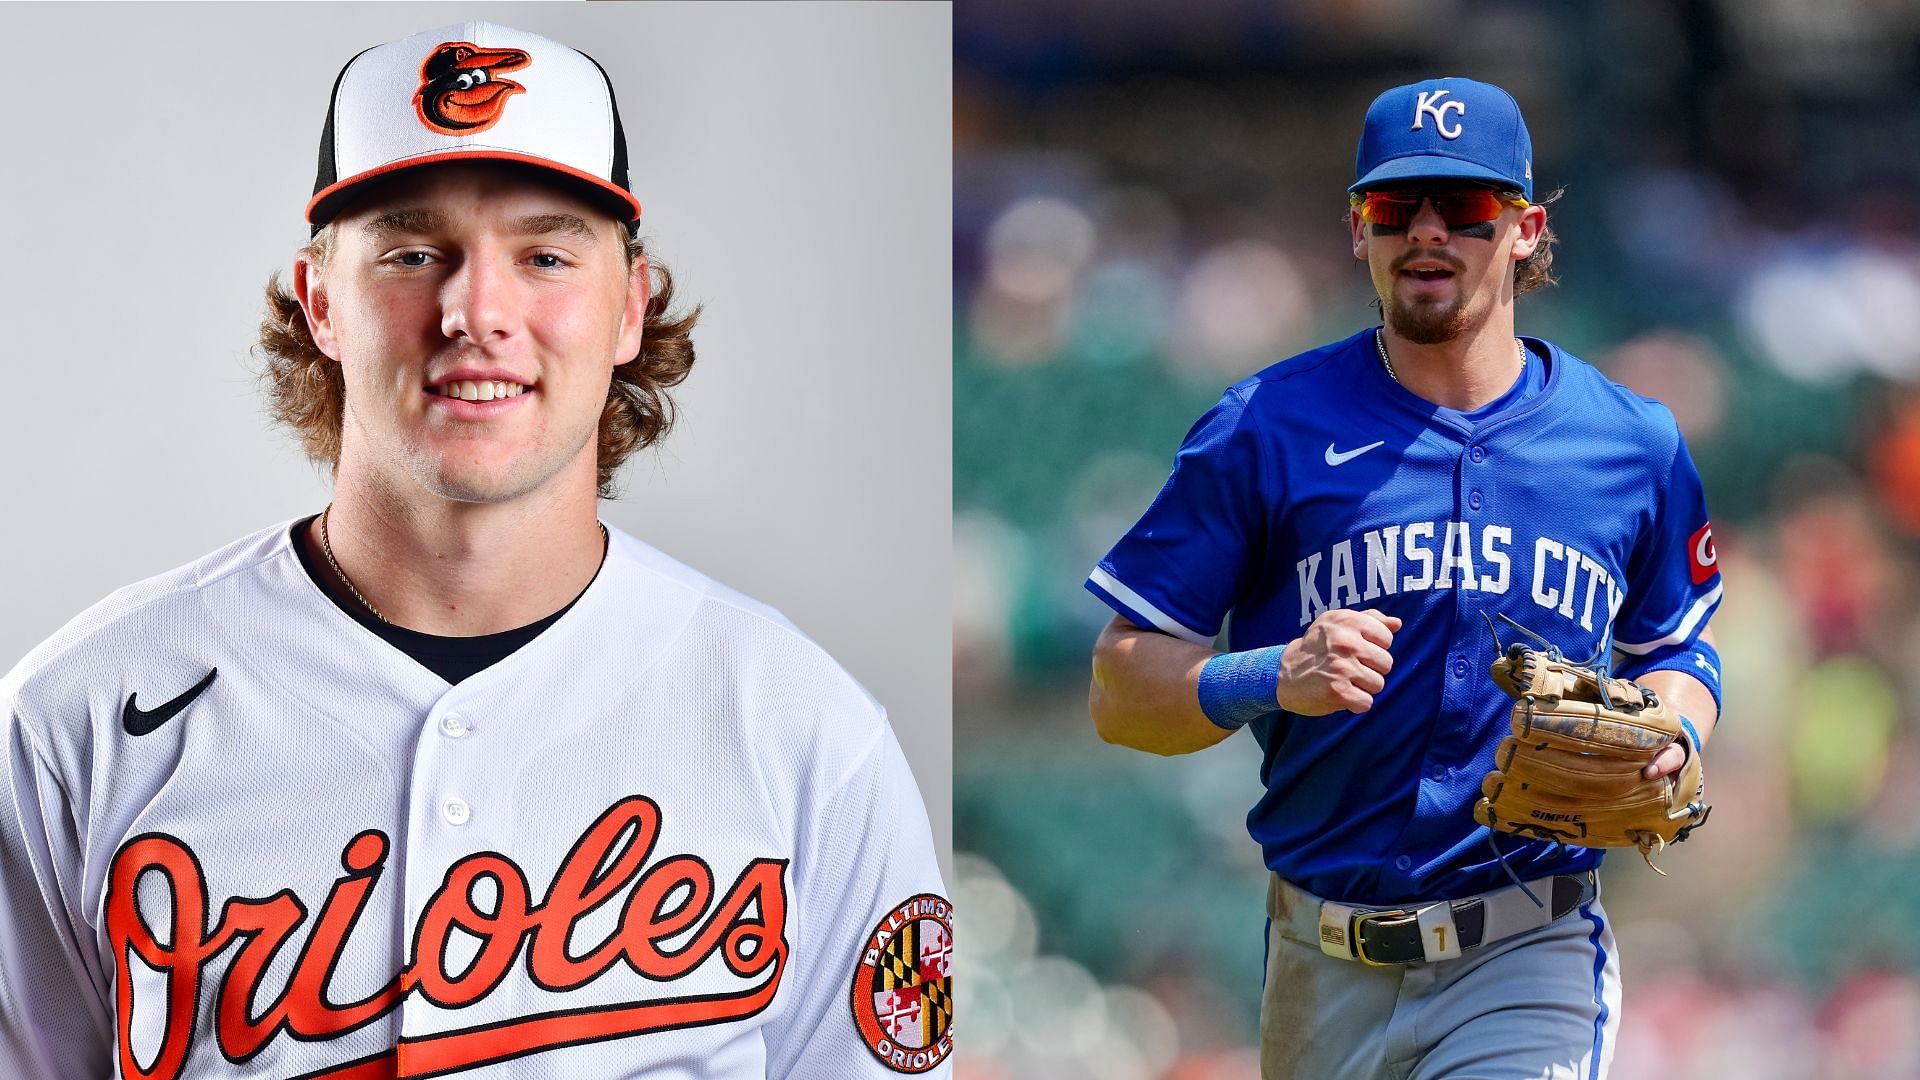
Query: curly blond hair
[[257, 226, 698, 497]]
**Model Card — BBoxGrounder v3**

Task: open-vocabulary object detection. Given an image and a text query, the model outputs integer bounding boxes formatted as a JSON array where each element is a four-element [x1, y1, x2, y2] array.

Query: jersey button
[[1469, 446, 1485, 463], [1429, 766, 1446, 782], [440, 713, 470, 738], [1468, 490, 1483, 511], [1452, 657, 1468, 678], [1394, 856, 1412, 871], [442, 798, 471, 826]]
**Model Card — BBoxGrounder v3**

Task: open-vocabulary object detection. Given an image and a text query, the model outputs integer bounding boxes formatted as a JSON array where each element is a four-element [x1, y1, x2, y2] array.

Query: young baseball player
[[1086, 78, 1722, 1078], [0, 22, 950, 1079]]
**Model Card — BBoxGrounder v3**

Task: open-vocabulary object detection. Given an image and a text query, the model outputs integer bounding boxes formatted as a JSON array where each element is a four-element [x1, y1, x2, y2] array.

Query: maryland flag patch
[[850, 894, 953, 1073]]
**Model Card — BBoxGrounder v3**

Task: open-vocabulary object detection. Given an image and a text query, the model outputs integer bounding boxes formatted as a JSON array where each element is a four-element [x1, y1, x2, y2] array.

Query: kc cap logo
[[1351, 77, 1535, 201], [414, 40, 530, 135], [1412, 89, 1466, 139], [308, 21, 642, 234]]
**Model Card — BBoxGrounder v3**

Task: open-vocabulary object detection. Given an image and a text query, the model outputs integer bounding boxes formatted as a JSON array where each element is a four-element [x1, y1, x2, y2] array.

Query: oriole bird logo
[[413, 41, 530, 134]]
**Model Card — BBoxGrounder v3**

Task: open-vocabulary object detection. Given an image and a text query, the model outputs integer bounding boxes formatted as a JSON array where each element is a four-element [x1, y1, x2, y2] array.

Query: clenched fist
[[1276, 608, 1401, 715]]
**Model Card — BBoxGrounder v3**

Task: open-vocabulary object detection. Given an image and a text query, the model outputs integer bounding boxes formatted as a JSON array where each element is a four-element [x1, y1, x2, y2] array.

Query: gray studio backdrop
[[0, 2, 952, 870]]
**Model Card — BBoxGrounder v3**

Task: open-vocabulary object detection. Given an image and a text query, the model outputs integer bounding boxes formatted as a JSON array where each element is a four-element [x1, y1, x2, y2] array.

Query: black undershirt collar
[[290, 515, 589, 685]]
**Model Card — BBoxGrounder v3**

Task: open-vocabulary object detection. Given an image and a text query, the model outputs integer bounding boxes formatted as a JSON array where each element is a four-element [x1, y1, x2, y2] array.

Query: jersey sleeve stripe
[[1085, 567, 1215, 646], [1612, 582, 1723, 655]]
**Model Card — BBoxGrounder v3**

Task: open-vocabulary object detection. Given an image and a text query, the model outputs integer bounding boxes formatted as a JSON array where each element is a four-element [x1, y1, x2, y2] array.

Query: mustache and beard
[[1380, 244, 1477, 346], [1369, 219, 1499, 345]]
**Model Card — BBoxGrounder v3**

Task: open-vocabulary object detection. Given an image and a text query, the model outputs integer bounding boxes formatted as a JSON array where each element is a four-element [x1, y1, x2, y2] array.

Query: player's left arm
[[1638, 624, 1719, 780], [1608, 417, 1724, 783], [762, 722, 952, 1079]]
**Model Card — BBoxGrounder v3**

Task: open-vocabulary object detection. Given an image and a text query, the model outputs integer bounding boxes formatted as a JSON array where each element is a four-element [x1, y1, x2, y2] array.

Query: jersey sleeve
[[0, 706, 112, 1078], [763, 723, 952, 1079], [1086, 387, 1271, 644], [1611, 426, 1722, 657]]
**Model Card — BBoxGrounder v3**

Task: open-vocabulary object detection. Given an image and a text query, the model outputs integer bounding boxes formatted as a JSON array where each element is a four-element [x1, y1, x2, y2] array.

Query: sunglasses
[[1351, 188, 1529, 229]]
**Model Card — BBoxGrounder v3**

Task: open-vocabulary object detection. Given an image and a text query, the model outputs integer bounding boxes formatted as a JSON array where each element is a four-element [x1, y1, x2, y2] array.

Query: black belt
[[1349, 873, 1593, 965], [1270, 870, 1599, 966]]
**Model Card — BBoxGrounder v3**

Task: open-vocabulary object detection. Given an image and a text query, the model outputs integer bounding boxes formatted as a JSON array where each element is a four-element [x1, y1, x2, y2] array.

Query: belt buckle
[[1350, 908, 1417, 967]]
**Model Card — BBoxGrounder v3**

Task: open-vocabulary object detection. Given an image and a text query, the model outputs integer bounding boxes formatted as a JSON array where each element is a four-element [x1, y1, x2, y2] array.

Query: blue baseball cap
[[1350, 77, 1533, 200]]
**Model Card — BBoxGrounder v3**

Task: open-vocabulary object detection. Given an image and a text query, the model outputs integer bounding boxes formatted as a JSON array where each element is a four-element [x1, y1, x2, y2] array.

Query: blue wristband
[[1620, 639, 1722, 716], [1197, 645, 1286, 731]]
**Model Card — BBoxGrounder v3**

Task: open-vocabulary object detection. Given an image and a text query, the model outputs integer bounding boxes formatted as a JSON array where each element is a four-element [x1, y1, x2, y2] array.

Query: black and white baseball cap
[[307, 21, 640, 233]]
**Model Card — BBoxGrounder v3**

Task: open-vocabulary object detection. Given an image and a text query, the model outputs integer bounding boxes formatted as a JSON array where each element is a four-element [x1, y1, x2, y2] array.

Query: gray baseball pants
[[1259, 873, 1621, 1079]]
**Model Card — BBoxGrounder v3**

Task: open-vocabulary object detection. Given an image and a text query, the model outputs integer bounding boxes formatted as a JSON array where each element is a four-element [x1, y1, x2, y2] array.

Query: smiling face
[[1350, 184, 1546, 345], [295, 163, 646, 509]]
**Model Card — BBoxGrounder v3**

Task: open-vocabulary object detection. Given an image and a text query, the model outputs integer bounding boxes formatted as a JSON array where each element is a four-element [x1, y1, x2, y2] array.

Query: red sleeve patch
[[1689, 523, 1717, 584], [850, 894, 953, 1073]]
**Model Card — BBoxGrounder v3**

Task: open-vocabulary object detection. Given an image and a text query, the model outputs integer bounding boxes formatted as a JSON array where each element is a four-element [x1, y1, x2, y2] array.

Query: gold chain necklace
[[319, 505, 606, 625], [1374, 328, 1524, 385]]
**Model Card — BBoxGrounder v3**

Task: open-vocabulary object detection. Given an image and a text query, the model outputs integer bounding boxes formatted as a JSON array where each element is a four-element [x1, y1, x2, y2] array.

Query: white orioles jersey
[[0, 522, 953, 1079]]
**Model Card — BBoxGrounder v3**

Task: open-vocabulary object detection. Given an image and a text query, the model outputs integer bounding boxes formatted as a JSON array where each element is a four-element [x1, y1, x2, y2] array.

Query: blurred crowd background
[[952, 1, 1920, 1076]]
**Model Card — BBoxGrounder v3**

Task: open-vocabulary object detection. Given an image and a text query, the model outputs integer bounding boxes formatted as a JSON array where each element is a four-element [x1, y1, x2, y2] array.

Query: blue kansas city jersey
[[1087, 328, 1722, 906]]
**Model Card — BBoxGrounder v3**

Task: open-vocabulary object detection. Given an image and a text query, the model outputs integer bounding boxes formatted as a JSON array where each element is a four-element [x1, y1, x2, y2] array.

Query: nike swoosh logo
[[122, 668, 218, 736], [1325, 440, 1385, 466]]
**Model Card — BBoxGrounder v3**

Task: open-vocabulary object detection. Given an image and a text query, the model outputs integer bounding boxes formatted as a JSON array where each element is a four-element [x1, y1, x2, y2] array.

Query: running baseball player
[[1086, 78, 1722, 1078], [0, 22, 951, 1079]]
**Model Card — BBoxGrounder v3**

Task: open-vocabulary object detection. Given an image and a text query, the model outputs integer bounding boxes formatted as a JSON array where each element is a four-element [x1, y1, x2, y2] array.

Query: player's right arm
[[1084, 384, 1400, 754], [1089, 607, 1401, 756], [0, 701, 113, 1078], [1088, 615, 1229, 755]]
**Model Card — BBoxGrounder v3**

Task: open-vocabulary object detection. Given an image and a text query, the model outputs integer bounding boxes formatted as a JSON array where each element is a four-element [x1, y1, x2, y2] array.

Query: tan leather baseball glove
[[1476, 644, 1710, 871]]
